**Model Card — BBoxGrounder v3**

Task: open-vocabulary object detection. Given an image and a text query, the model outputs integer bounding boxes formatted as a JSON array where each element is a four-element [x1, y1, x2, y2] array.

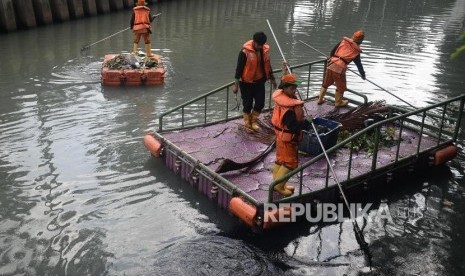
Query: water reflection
[[144, 146, 460, 275], [150, 235, 282, 275]]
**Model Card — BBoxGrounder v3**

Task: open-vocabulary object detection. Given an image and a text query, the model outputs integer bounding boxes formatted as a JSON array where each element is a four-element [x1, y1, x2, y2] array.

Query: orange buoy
[[263, 205, 293, 230], [125, 69, 142, 85], [101, 66, 125, 86], [144, 67, 165, 85], [144, 134, 162, 157], [229, 197, 257, 228], [434, 144, 457, 166]]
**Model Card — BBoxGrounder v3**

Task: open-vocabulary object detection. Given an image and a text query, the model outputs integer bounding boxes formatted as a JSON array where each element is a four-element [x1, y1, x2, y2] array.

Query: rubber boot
[[317, 87, 327, 105], [243, 113, 252, 129], [273, 166, 294, 197], [133, 43, 138, 54], [285, 183, 295, 193], [250, 110, 261, 131], [272, 164, 294, 193], [272, 164, 281, 179], [145, 43, 153, 57], [334, 90, 348, 107]]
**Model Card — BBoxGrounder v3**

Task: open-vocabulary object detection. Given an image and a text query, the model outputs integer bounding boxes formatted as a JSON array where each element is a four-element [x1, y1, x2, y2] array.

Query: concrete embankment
[[0, 0, 159, 33]]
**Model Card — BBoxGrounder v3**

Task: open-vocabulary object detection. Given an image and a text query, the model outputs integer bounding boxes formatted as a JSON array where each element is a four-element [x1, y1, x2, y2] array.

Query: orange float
[[144, 134, 162, 157], [229, 197, 257, 228], [229, 197, 295, 230], [434, 144, 457, 166], [263, 205, 293, 230]]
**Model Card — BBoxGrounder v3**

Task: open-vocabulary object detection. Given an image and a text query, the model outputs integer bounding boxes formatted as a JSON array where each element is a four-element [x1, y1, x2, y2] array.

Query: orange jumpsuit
[[323, 37, 363, 92], [271, 89, 305, 169]]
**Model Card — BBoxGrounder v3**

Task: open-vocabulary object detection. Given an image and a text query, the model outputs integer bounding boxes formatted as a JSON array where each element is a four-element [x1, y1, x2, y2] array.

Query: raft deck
[[155, 99, 440, 206]]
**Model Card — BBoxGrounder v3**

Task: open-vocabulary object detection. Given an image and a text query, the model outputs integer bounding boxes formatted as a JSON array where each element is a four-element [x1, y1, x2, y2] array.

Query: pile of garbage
[[323, 100, 389, 131], [306, 124, 331, 135], [103, 53, 158, 70]]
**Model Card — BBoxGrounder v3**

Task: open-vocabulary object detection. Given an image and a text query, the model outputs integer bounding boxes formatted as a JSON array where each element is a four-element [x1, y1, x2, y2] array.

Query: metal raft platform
[[145, 59, 464, 230]]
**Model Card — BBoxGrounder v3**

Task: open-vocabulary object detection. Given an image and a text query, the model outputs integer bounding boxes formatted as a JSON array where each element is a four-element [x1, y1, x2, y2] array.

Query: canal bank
[[0, 0, 162, 33]]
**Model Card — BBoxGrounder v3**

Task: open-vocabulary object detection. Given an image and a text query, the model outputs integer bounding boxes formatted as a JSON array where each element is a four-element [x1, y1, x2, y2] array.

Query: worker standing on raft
[[271, 73, 312, 197], [317, 30, 366, 107], [233, 32, 277, 131], [130, 0, 158, 57]]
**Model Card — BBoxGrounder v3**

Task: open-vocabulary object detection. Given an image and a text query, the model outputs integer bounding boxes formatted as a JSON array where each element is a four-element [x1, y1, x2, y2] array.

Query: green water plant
[[338, 126, 399, 155]]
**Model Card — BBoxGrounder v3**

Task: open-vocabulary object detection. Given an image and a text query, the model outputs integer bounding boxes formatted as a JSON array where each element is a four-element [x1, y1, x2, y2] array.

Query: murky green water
[[1, 0, 464, 275]]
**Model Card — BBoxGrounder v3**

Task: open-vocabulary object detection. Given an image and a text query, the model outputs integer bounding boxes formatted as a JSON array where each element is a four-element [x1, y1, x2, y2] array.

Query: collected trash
[[299, 118, 342, 155], [101, 53, 165, 86], [306, 124, 331, 135], [323, 100, 390, 131], [103, 53, 159, 70]]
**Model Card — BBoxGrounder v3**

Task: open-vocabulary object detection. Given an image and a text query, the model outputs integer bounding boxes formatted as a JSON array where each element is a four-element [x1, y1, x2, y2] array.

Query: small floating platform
[[101, 53, 165, 86], [143, 59, 464, 230], [145, 99, 462, 230]]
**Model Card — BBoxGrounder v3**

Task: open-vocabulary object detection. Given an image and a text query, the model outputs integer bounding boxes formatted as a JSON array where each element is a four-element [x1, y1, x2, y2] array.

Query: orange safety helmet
[[352, 30, 365, 43], [281, 74, 301, 86], [137, 0, 147, 6]]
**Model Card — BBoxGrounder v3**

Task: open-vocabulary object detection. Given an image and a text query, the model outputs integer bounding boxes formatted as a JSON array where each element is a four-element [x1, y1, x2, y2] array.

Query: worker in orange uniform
[[318, 30, 366, 107], [233, 32, 277, 131], [271, 73, 312, 197], [130, 0, 157, 57]]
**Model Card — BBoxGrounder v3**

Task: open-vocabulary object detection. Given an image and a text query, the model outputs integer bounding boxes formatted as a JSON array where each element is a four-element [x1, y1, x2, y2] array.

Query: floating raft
[[101, 53, 165, 86], [143, 59, 464, 230], [145, 98, 463, 230]]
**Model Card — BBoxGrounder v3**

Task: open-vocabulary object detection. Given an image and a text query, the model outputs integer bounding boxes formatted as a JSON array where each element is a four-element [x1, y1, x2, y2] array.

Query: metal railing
[[267, 94, 465, 202], [158, 58, 368, 133]]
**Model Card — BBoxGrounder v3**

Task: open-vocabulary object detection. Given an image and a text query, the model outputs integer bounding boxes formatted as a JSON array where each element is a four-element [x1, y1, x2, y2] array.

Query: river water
[[1, 0, 465, 275]]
